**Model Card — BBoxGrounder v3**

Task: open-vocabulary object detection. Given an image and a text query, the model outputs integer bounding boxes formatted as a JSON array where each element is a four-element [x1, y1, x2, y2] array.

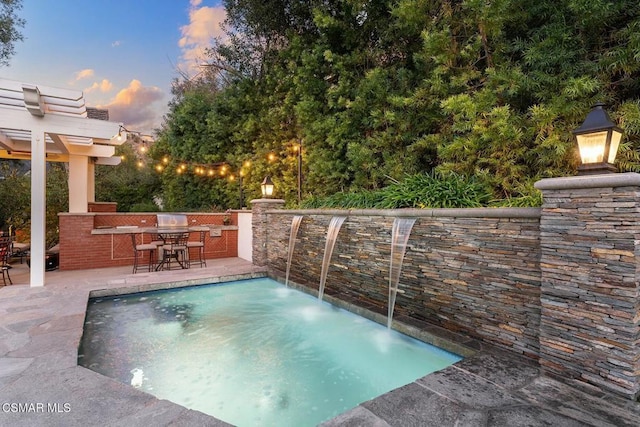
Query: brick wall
[[58, 212, 238, 270], [88, 202, 117, 212]]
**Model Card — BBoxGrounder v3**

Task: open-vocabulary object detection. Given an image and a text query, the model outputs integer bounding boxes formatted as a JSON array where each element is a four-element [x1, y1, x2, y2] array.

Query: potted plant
[[222, 212, 232, 225]]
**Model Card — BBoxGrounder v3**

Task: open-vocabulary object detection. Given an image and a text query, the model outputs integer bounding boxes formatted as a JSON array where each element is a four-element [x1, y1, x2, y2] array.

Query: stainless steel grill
[[156, 213, 188, 228]]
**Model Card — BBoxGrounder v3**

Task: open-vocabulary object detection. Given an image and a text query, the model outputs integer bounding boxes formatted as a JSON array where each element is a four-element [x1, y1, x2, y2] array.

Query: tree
[[95, 143, 161, 212], [0, 0, 24, 67], [0, 161, 69, 247], [155, 0, 640, 207], [0, 161, 29, 234]]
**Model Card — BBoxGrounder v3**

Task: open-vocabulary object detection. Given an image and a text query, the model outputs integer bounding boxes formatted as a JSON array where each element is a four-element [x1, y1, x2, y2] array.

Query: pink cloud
[[85, 79, 114, 94], [96, 80, 165, 134], [74, 69, 95, 81], [178, 3, 226, 75]]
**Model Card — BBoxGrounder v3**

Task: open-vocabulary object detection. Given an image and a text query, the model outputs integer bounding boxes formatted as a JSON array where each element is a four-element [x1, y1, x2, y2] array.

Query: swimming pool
[[78, 278, 462, 426]]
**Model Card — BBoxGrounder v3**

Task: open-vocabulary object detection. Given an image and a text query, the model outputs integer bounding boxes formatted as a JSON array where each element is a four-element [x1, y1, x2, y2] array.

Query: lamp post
[[573, 102, 623, 175], [261, 175, 274, 198], [238, 174, 244, 208], [297, 139, 303, 203]]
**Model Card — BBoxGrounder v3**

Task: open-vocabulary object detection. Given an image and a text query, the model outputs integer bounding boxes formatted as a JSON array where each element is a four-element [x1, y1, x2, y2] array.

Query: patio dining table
[[92, 225, 211, 271], [154, 228, 191, 270]]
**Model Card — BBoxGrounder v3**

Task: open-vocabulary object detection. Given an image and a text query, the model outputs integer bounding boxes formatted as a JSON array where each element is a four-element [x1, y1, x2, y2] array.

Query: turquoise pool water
[[79, 278, 462, 426]]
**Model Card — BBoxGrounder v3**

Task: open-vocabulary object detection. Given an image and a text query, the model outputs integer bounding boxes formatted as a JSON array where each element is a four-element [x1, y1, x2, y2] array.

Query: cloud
[[111, 40, 121, 47], [178, 2, 226, 76], [96, 80, 165, 135], [85, 79, 114, 94], [74, 69, 95, 81]]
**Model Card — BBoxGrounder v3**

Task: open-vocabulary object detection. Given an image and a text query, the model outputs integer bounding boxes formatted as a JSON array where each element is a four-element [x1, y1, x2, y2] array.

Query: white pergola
[[0, 78, 125, 287]]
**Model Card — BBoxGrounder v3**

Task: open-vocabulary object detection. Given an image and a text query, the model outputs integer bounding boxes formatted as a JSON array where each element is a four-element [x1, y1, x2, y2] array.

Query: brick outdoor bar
[[57, 211, 239, 270], [252, 173, 640, 400]]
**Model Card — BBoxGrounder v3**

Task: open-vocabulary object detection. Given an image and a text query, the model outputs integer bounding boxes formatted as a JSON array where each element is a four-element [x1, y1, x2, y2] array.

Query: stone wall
[[253, 174, 640, 400], [536, 173, 640, 399], [263, 208, 542, 359]]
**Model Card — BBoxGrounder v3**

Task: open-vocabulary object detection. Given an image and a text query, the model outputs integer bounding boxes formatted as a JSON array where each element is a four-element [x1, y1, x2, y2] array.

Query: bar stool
[[187, 230, 207, 268], [131, 234, 157, 273], [158, 232, 189, 270]]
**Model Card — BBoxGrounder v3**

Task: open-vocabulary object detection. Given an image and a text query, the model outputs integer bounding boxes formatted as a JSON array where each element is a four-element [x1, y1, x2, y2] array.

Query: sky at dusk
[[1, 0, 227, 135]]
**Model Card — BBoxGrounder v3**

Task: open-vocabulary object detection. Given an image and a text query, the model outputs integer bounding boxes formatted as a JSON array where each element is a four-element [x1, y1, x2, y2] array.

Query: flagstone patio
[[1, 260, 639, 426]]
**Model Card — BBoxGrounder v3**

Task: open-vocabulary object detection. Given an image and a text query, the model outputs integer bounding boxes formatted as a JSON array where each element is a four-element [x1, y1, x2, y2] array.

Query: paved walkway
[[1, 260, 639, 426]]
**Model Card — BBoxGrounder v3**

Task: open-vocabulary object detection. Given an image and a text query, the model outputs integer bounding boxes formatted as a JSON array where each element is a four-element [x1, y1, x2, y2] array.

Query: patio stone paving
[[1, 259, 639, 426]]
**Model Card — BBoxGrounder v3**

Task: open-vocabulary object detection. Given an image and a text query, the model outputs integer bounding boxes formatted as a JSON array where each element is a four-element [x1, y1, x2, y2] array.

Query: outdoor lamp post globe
[[261, 176, 274, 198], [573, 102, 623, 175]]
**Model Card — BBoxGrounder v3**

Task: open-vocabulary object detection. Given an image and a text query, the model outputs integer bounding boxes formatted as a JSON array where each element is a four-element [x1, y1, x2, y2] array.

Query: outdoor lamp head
[[261, 176, 274, 198], [573, 103, 623, 175], [115, 125, 127, 143]]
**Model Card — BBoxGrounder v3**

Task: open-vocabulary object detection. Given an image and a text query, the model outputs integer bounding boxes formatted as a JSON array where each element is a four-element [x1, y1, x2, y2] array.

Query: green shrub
[[376, 172, 492, 209], [490, 192, 543, 208], [129, 202, 161, 212], [302, 190, 386, 209], [301, 172, 493, 209]]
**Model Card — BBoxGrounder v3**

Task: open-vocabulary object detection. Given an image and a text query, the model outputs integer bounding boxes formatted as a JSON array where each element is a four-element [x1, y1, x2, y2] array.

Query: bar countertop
[[90, 225, 238, 235]]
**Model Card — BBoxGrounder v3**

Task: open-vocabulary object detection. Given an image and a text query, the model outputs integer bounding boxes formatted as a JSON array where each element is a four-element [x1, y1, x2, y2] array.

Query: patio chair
[[158, 232, 189, 270], [0, 236, 12, 286], [11, 241, 30, 264], [131, 234, 158, 273], [187, 230, 207, 268]]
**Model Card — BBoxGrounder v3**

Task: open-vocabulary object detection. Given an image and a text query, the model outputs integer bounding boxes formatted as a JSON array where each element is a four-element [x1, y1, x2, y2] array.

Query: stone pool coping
[[1, 258, 639, 426]]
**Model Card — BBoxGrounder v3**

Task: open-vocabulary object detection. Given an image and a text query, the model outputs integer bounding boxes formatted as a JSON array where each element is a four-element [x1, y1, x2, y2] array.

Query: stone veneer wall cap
[[269, 207, 541, 218], [250, 198, 285, 205], [534, 172, 640, 191]]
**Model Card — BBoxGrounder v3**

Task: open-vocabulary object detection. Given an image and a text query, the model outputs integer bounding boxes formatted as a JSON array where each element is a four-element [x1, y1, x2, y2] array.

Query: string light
[[139, 152, 258, 184]]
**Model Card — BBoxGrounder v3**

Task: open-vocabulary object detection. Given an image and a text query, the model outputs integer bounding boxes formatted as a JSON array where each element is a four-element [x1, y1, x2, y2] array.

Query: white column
[[68, 154, 89, 213], [87, 160, 95, 203], [30, 129, 46, 287]]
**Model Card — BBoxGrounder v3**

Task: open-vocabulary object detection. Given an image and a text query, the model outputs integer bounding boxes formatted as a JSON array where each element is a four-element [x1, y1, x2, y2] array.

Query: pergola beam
[[0, 107, 121, 142], [0, 130, 17, 151], [22, 85, 45, 117]]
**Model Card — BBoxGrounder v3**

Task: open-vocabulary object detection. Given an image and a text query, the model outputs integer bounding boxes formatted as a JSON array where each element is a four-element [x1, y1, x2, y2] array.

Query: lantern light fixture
[[261, 176, 274, 198], [573, 102, 623, 175]]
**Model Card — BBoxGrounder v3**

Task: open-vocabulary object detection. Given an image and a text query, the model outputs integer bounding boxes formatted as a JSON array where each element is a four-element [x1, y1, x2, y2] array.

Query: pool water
[[79, 278, 462, 426]]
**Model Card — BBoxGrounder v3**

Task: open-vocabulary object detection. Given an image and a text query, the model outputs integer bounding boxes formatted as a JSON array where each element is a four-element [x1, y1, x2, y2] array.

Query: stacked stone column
[[250, 198, 285, 267], [535, 173, 640, 399]]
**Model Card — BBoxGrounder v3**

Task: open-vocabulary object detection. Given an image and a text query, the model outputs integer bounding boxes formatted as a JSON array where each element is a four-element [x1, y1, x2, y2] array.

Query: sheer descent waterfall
[[318, 216, 347, 301], [387, 218, 417, 328], [285, 215, 304, 287]]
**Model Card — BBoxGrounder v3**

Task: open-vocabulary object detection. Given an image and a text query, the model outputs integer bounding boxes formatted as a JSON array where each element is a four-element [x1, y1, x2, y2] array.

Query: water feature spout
[[285, 215, 304, 287], [387, 218, 416, 328], [318, 216, 347, 301]]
